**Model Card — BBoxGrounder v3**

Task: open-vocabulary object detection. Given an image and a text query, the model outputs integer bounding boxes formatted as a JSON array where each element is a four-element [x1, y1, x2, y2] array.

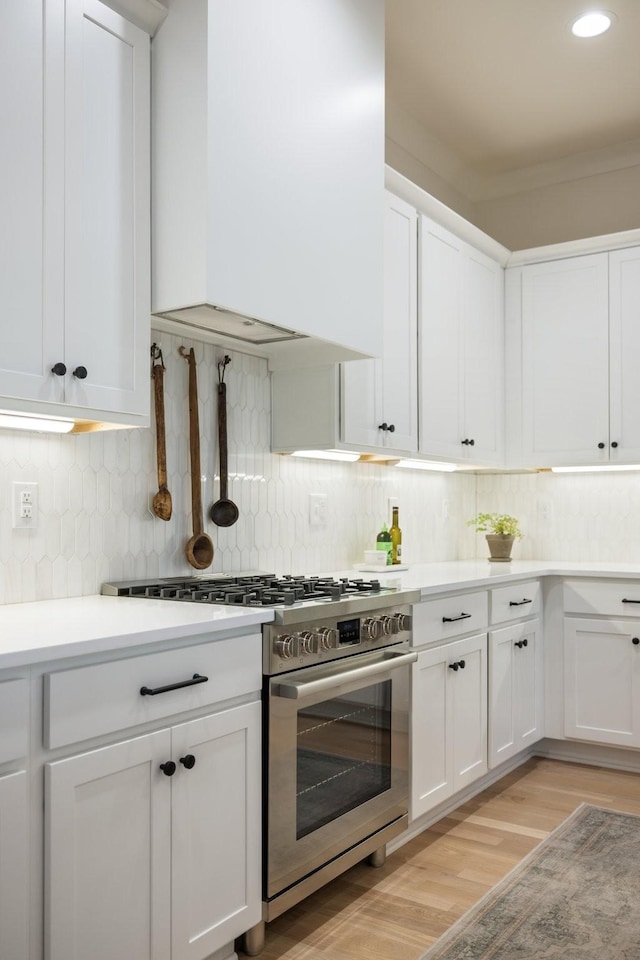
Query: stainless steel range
[[102, 574, 420, 955]]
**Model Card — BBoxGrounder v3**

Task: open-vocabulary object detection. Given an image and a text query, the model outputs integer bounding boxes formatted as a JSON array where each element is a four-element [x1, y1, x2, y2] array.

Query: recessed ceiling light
[[571, 11, 613, 37]]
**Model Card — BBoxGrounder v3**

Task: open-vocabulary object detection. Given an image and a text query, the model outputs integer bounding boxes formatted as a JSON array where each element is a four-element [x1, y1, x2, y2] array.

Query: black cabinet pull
[[140, 673, 208, 696], [443, 612, 471, 623], [51, 362, 67, 376], [461, 438, 475, 446], [509, 598, 532, 607], [73, 365, 88, 379], [180, 754, 196, 769], [160, 761, 176, 777], [622, 599, 640, 604], [633, 638, 640, 646], [611, 441, 618, 448], [448, 662, 459, 671], [598, 442, 605, 449]]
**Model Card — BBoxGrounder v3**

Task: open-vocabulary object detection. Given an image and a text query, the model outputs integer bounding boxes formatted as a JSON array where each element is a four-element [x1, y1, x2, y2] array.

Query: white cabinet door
[[171, 702, 261, 960], [411, 632, 487, 820], [64, 0, 149, 418], [419, 216, 503, 464], [489, 620, 543, 768], [462, 246, 504, 464], [419, 217, 463, 460], [450, 632, 488, 790], [520, 254, 609, 466], [46, 730, 172, 960], [0, 0, 149, 425], [0, 770, 28, 960], [0, 0, 64, 404], [609, 246, 640, 462], [564, 618, 640, 747], [411, 643, 452, 817], [341, 192, 417, 453]]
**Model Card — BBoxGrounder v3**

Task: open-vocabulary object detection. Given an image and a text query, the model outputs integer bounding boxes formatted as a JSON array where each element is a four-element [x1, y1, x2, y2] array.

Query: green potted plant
[[467, 512, 523, 562]]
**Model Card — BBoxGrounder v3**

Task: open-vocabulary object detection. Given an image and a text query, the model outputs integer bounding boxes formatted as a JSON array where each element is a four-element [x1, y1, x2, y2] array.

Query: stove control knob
[[362, 617, 383, 640], [274, 634, 297, 660], [317, 627, 338, 650], [392, 612, 412, 632], [298, 631, 316, 656], [380, 615, 396, 635]]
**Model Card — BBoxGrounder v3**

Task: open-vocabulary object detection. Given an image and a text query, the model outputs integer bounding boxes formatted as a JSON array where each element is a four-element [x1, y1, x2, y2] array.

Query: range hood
[[151, 0, 384, 370]]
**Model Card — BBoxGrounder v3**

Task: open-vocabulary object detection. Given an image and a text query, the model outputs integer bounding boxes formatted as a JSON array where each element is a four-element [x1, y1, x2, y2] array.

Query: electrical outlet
[[12, 481, 38, 529], [538, 500, 552, 524], [309, 493, 328, 527]]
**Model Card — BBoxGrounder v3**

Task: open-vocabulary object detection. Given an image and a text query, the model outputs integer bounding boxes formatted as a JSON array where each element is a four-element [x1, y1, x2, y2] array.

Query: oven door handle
[[273, 650, 418, 700]]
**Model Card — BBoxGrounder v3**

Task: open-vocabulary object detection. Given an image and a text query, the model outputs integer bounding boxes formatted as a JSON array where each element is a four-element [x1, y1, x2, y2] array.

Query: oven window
[[296, 680, 391, 840]]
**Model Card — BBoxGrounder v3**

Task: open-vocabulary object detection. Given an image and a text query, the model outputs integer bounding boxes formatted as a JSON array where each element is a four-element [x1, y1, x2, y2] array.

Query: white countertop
[[6, 561, 640, 669], [341, 560, 640, 597], [0, 595, 274, 669]]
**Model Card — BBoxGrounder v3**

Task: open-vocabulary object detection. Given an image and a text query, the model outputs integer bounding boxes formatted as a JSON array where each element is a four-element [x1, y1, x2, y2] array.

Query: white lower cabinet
[[46, 702, 261, 960], [0, 769, 29, 960], [411, 632, 487, 819], [564, 618, 640, 747], [489, 620, 543, 768]]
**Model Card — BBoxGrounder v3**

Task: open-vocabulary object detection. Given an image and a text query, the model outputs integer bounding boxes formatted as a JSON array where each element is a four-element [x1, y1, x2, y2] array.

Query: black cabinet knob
[[388, 424, 395, 433], [633, 638, 639, 646], [598, 442, 605, 449], [378, 422, 388, 431], [179, 754, 196, 769], [458, 659, 466, 669], [449, 662, 459, 671], [611, 441, 618, 449], [51, 362, 67, 376], [461, 438, 475, 446], [73, 365, 88, 379], [515, 638, 529, 649], [160, 761, 176, 777]]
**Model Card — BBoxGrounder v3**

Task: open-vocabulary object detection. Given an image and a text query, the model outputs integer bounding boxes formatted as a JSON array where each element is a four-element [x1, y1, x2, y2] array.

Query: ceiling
[[385, 0, 640, 203]]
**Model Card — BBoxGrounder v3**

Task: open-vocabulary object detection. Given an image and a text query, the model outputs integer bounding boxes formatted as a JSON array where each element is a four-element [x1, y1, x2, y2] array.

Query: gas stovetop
[[101, 573, 420, 625]]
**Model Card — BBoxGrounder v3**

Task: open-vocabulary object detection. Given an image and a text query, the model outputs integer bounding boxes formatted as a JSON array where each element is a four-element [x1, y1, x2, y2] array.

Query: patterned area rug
[[420, 804, 640, 959]]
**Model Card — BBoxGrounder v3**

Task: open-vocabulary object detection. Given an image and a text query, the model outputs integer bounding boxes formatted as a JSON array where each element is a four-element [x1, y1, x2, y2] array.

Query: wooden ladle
[[210, 356, 239, 527], [179, 346, 214, 570], [151, 346, 172, 521]]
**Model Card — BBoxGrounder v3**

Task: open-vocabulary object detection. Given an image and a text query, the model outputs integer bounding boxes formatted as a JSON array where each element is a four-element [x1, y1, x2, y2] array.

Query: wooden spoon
[[179, 346, 214, 569], [151, 355, 172, 521], [210, 360, 239, 526]]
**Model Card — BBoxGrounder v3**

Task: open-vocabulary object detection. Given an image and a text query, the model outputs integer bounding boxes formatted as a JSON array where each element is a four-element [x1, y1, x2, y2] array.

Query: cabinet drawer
[[44, 633, 262, 749], [0, 678, 29, 764], [490, 580, 541, 625], [563, 579, 640, 617], [413, 591, 488, 646]]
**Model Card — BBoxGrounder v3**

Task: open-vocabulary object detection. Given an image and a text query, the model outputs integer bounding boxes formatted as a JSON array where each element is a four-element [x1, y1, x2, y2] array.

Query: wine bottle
[[390, 506, 402, 564], [376, 523, 392, 565]]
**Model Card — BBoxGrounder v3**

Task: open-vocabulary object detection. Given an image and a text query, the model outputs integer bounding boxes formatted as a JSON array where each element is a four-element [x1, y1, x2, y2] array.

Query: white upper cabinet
[[419, 217, 504, 465], [0, 0, 150, 427], [507, 246, 640, 467], [151, 0, 384, 368], [341, 192, 418, 453]]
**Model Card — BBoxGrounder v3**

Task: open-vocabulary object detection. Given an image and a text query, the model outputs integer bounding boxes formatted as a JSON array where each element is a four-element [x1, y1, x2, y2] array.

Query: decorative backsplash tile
[[2, 329, 640, 605]]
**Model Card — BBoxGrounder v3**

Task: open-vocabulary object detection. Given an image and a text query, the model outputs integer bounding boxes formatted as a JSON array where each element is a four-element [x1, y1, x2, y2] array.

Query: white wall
[[0, 330, 476, 605]]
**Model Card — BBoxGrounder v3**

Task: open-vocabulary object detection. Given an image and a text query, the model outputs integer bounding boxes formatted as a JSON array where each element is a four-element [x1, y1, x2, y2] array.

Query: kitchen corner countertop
[[0, 595, 274, 669], [338, 560, 640, 598]]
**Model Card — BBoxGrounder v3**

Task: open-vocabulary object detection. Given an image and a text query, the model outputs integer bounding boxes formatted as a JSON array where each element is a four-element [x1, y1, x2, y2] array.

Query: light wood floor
[[239, 757, 640, 960]]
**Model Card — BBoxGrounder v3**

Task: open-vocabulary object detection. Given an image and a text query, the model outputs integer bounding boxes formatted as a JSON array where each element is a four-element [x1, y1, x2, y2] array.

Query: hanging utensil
[[210, 355, 239, 527], [179, 346, 214, 569], [150, 344, 172, 521]]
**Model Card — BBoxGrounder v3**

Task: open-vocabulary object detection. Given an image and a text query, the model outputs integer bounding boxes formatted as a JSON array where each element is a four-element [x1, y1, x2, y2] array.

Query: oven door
[[266, 646, 417, 899]]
